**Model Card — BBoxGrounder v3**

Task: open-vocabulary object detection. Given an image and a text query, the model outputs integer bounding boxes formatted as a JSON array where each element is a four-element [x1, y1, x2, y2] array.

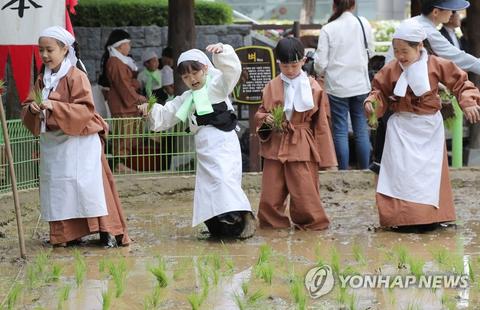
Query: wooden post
[[248, 104, 261, 172], [0, 88, 26, 258], [292, 21, 301, 38]]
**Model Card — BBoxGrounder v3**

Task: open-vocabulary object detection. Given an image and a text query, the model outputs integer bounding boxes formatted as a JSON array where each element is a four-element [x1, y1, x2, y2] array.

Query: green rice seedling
[[99, 257, 108, 273], [331, 247, 341, 275], [149, 257, 168, 288], [367, 99, 378, 129], [47, 264, 63, 283], [271, 105, 284, 131], [30, 88, 44, 107], [26, 264, 39, 288], [255, 261, 273, 285], [256, 244, 272, 266], [289, 276, 307, 310], [408, 256, 425, 280], [101, 289, 113, 310], [441, 294, 456, 310], [352, 243, 366, 265], [347, 292, 357, 310], [107, 258, 128, 298], [187, 291, 205, 310], [57, 284, 71, 310], [393, 245, 408, 269], [221, 242, 235, 276], [147, 94, 157, 113], [314, 242, 326, 267], [336, 286, 349, 306], [431, 247, 450, 269], [233, 284, 264, 310], [468, 261, 475, 283], [173, 258, 190, 281], [406, 302, 420, 310], [73, 250, 87, 287], [5, 283, 22, 310], [143, 285, 163, 310]]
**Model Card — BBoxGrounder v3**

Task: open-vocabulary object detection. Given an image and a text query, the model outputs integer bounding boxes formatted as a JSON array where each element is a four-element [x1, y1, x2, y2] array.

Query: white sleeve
[[427, 30, 480, 75], [314, 29, 329, 76], [148, 92, 188, 131], [161, 66, 174, 86], [209, 44, 242, 101]]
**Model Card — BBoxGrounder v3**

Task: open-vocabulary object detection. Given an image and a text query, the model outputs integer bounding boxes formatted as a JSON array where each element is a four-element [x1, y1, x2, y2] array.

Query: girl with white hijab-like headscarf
[[363, 19, 480, 230], [139, 43, 255, 239], [21, 26, 131, 247]]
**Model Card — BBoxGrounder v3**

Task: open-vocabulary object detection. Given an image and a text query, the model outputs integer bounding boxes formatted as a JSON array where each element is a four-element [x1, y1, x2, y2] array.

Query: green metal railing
[[0, 118, 196, 194]]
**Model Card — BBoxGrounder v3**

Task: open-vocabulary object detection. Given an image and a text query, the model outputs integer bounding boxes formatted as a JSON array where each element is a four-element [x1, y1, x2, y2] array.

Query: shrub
[[71, 0, 232, 27]]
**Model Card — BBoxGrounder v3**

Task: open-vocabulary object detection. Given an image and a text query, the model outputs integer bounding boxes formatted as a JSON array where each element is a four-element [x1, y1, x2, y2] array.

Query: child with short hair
[[255, 37, 337, 230], [139, 43, 255, 239], [22, 26, 130, 247], [160, 47, 174, 98], [364, 19, 480, 230]]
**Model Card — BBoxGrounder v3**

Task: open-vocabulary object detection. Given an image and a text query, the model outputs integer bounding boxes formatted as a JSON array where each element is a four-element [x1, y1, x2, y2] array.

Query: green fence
[[0, 118, 196, 194]]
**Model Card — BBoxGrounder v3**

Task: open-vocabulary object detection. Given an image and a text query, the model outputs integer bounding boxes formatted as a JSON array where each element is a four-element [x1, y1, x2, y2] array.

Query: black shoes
[[369, 162, 381, 175], [99, 232, 118, 248]]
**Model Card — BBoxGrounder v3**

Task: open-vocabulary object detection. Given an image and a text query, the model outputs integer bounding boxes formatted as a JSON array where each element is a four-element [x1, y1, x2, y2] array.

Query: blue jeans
[[328, 94, 371, 170]]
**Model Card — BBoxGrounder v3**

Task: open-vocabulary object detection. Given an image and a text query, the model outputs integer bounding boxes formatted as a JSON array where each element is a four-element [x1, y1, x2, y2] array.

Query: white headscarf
[[108, 39, 138, 71], [177, 48, 232, 109], [392, 19, 431, 97], [280, 71, 314, 121], [39, 26, 77, 133]]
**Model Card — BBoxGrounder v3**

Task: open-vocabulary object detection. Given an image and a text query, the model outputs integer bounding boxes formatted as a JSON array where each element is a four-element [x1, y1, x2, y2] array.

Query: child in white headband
[[21, 26, 131, 248], [139, 43, 255, 239], [364, 19, 480, 231]]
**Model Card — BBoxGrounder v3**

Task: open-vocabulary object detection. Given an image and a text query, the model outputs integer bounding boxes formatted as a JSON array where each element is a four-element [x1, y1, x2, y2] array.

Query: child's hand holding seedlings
[[464, 105, 480, 124], [137, 103, 149, 117], [264, 113, 274, 126]]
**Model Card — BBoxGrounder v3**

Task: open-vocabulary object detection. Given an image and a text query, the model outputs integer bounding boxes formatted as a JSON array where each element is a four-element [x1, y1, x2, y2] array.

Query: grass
[[25, 251, 50, 288], [289, 275, 307, 310], [4, 283, 22, 310], [149, 257, 169, 288], [73, 250, 87, 287], [270, 105, 284, 131], [187, 292, 205, 310]]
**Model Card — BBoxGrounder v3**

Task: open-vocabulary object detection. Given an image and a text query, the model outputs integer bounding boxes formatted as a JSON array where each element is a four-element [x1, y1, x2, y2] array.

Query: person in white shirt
[[440, 11, 462, 50], [314, 0, 373, 170]]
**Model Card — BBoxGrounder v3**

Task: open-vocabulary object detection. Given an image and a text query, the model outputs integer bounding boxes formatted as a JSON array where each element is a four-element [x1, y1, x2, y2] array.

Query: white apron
[[40, 131, 108, 221], [377, 111, 444, 207], [192, 126, 252, 226]]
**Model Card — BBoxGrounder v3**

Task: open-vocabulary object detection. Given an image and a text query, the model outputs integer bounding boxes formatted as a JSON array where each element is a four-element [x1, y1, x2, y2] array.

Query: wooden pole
[[0, 88, 26, 258]]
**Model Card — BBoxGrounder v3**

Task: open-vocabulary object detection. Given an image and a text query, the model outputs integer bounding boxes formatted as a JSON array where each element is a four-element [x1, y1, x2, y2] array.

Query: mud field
[[0, 169, 480, 309]]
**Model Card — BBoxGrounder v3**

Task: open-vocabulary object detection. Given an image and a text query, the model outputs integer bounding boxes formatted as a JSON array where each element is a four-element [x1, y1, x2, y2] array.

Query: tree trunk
[[299, 0, 316, 25], [466, 3, 480, 151], [411, 0, 421, 17], [168, 0, 195, 95]]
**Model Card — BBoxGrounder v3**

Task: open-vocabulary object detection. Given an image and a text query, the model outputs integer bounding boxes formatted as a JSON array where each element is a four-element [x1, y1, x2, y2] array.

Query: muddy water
[[0, 169, 479, 309]]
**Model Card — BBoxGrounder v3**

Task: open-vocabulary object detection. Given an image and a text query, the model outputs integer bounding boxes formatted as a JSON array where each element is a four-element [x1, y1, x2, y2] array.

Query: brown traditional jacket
[[106, 57, 146, 117], [255, 75, 337, 167], [22, 66, 108, 138], [366, 55, 480, 118]]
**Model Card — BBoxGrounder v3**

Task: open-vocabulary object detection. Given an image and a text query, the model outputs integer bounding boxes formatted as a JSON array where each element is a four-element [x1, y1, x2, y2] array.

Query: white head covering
[[39, 26, 77, 133], [392, 19, 431, 97], [393, 19, 427, 43], [177, 48, 231, 108], [142, 50, 158, 63], [177, 49, 222, 77], [108, 39, 138, 72]]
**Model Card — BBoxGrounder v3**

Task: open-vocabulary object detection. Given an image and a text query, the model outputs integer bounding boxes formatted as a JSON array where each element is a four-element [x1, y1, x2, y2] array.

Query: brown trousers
[[258, 159, 329, 230]]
